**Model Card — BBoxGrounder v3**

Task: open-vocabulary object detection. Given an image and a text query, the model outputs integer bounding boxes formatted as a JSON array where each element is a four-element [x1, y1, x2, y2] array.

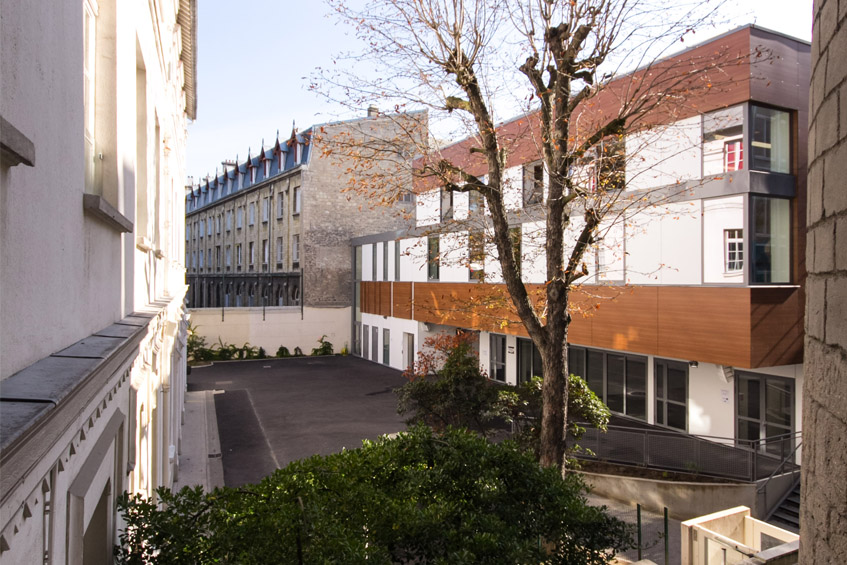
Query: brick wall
[[801, 0, 847, 560]]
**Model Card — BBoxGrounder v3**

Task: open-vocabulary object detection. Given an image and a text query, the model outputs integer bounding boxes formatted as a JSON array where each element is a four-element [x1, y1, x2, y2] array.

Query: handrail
[[757, 440, 803, 494], [574, 422, 802, 449]]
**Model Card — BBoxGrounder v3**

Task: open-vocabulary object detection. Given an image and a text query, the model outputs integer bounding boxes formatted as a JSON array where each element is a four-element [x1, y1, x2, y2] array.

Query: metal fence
[[571, 424, 801, 483]]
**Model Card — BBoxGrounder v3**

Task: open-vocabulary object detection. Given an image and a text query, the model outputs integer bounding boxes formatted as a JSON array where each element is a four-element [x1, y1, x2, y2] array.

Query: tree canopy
[[116, 426, 631, 564]]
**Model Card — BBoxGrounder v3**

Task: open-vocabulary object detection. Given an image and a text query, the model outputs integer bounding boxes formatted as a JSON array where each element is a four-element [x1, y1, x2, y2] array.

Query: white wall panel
[[440, 231, 469, 282], [626, 116, 702, 191], [703, 196, 745, 284], [400, 237, 428, 282], [416, 189, 440, 226], [503, 166, 523, 211]]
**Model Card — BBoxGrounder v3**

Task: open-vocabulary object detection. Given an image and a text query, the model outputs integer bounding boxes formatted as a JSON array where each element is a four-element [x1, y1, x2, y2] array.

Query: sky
[[186, 0, 814, 184]]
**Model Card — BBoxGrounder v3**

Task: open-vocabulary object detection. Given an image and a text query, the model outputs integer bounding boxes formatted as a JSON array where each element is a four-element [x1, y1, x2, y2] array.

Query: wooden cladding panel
[[377, 282, 392, 317], [361, 281, 803, 368], [393, 282, 413, 319], [750, 287, 803, 366], [656, 287, 751, 367]]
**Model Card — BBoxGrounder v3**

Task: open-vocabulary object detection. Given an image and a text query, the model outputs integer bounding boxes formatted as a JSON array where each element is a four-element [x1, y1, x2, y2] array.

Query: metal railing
[[569, 424, 801, 483]]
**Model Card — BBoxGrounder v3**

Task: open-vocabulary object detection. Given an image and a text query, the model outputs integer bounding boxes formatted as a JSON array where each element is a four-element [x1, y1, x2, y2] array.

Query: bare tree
[[315, 0, 757, 471]]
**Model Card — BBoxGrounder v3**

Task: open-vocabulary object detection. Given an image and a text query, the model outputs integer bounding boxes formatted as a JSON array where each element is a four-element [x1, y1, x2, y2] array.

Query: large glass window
[[489, 334, 506, 382], [569, 346, 647, 421], [655, 359, 688, 431], [362, 324, 370, 360], [751, 195, 790, 283], [737, 372, 794, 457], [751, 106, 790, 174], [517, 338, 543, 384]]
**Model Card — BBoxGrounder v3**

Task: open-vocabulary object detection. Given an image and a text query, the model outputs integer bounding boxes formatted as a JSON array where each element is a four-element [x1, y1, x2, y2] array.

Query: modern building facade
[[185, 110, 422, 354], [0, 0, 196, 562], [353, 26, 809, 453]]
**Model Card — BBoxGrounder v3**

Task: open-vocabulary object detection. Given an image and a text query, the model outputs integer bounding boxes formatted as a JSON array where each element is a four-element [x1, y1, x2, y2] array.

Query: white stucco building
[[353, 26, 808, 460], [0, 0, 197, 561]]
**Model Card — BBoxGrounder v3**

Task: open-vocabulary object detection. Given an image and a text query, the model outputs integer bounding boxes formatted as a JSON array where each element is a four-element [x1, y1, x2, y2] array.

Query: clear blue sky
[[186, 0, 814, 184]]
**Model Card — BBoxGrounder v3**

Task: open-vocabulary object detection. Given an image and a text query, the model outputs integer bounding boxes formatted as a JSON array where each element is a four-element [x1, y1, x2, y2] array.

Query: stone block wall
[[801, 0, 847, 561], [302, 113, 423, 307]]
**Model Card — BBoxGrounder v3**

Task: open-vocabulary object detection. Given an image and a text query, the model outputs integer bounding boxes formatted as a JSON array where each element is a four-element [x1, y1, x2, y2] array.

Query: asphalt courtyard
[[187, 355, 408, 487]]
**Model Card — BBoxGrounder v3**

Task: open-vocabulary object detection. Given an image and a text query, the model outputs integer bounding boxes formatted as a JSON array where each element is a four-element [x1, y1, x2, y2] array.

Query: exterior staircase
[[768, 480, 801, 533]]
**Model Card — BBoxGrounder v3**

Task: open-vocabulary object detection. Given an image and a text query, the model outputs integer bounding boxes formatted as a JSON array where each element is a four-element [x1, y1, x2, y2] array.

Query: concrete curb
[[173, 390, 225, 492]]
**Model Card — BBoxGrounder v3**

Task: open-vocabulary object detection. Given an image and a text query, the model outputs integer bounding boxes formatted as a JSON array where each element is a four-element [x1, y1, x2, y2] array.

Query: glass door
[[737, 373, 794, 456]]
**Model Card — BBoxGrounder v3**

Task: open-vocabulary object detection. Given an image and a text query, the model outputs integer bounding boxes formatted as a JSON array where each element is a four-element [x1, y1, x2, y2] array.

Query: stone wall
[[801, 0, 847, 560], [302, 113, 423, 308]]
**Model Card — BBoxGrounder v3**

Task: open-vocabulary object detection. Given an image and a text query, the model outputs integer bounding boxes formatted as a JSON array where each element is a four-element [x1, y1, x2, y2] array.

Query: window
[[262, 239, 269, 267], [237, 207, 243, 229], [236, 244, 242, 268], [703, 105, 744, 176], [363, 325, 370, 360], [523, 162, 544, 206], [248, 202, 256, 226], [724, 229, 744, 272], [489, 334, 506, 382], [372, 244, 377, 281], [226, 210, 232, 231], [83, 0, 97, 194], [186, 224, 190, 241], [199, 219, 204, 238], [655, 359, 688, 431], [394, 241, 400, 280], [264, 160, 270, 178], [292, 234, 300, 267], [216, 215, 221, 234], [225, 245, 232, 268], [517, 338, 543, 384], [249, 242, 255, 268], [468, 190, 483, 215], [751, 196, 790, 283], [262, 197, 269, 223], [277, 193, 285, 218], [199, 249, 204, 268], [469, 230, 485, 281], [751, 106, 790, 174], [276, 237, 284, 266], [293, 187, 301, 214], [737, 373, 794, 456], [440, 189, 453, 221], [207, 218, 212, 236], [568, 346, 647, 421], [427, 236, 439, 280], [372, 326, 379, 361], [383, 328, 390, 365], [383, 242, 389, 281], [215, 246, 221, 271]]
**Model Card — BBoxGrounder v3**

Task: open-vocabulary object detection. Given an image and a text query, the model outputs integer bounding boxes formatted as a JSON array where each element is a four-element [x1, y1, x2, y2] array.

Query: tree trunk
[[538, 283, 569, 472]]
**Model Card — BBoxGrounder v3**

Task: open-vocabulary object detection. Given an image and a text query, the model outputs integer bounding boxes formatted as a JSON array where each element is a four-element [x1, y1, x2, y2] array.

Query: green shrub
[[115, 426, 631, 564], [257, 347, 267, 359], [293, 346, 304, 357], [276, 346, 291, 358], [310, 335, 334, 356]]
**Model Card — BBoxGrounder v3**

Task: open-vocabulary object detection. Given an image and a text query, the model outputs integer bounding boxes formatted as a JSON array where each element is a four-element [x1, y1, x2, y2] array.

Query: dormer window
[[264, 160, 270, 178]]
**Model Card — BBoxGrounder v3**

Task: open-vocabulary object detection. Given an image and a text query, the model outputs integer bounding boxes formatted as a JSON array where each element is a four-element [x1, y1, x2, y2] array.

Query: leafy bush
[[257, 347, 267, 359], [340, 342, 350, 355], [115, 426, 631, 564], [186, 323, 208, 363], [397, 333, 610, 459], [293, 346, 304, 357], [397, 333, 499, 434], [310, 335, 334, 356], [276, 345, 291, 358]]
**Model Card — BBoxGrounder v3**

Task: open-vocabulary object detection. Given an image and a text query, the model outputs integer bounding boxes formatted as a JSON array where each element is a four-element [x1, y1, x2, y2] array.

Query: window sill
[[83, 194, 133, 233], [0, 115, 35, 167]]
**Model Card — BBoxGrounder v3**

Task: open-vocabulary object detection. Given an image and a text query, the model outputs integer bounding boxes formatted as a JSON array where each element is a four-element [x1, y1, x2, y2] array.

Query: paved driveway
[[188, 356, 407, 487]]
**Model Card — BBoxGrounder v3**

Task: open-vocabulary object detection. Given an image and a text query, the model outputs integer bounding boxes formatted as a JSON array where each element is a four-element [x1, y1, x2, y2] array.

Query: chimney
[[367, 105, 379, 118]]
